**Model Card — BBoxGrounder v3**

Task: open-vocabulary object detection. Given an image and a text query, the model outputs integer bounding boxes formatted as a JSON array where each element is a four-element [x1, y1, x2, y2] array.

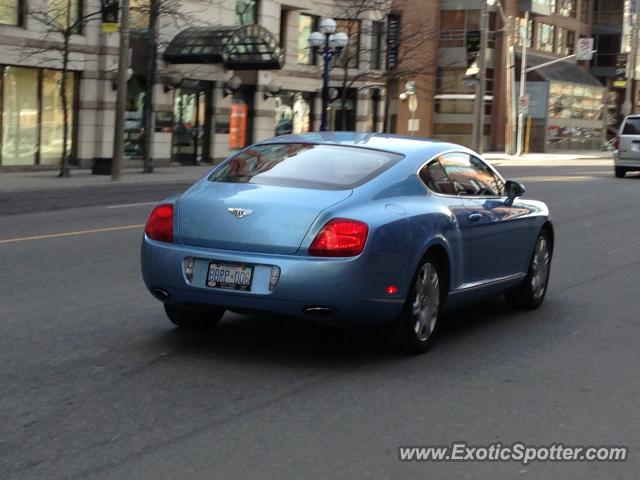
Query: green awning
[[164, 24, 284, 70]]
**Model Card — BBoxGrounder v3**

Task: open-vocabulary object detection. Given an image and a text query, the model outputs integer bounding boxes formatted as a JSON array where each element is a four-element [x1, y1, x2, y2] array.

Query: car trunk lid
[[177, 181, 352, 254]]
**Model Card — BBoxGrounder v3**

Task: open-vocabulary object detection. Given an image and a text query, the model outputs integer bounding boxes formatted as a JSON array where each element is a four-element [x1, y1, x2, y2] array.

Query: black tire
[[393, 254, 444, 355], [164, 304, 225, 329], [506, 230, 553, 310], [615, 167, 626, 178]]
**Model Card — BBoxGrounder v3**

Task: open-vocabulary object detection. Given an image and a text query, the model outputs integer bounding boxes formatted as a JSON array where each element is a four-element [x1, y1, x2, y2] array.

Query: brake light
[[309, 218, 368, 257], [145, 204, 174, 242], [614, 136, 620, 150]]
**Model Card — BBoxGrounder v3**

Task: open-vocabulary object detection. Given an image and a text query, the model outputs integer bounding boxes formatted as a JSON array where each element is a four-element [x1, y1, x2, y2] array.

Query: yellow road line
[[0, 224, 145, 245]]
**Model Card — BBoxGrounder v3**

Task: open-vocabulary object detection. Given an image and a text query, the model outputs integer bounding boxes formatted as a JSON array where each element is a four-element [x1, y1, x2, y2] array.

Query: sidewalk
[[484, 150, 613, 164], [0, 165, 214, 193], [0, 150, 614, 194]]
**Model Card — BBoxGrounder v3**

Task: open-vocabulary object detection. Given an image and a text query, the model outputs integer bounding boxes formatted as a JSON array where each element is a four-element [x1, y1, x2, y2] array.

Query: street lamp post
[[309, 19, 349, 132]]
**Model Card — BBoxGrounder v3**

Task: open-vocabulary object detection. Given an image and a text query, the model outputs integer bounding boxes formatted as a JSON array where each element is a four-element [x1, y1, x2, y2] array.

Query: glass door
[[172, 88, 206, 164]]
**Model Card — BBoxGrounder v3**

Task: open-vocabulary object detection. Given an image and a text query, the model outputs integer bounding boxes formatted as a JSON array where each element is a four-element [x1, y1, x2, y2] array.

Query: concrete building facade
[[393, 0, 606, 152], [0, 0, 388, 171]]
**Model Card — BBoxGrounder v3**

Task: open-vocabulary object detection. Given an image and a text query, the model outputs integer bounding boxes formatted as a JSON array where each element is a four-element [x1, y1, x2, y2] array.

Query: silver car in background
[[615, 115, 640, 177]]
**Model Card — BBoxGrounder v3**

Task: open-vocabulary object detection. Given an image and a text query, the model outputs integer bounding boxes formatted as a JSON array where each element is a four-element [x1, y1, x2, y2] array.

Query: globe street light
[[310, 19, 349, 131]]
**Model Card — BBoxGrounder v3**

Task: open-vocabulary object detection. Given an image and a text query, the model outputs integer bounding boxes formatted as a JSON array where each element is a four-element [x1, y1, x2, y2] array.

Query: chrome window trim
[[416, 149, 507, 200]]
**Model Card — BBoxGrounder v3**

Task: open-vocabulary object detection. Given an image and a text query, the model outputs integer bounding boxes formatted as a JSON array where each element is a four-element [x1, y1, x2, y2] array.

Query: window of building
[[279, 8, 288, 51], [371, 20, 384, 70], [236, 0, 258, 25], [0, 0, 21, 25], [1, 66, 76, 167], [557, 0, 576, 17], [335, 19, 361, 69], [532, 0, 557, 16], [47, 0, 81, 31], [130, 0, 149, 31], [437, 68, 474, 94], [536, 22, 555, 53], [555, 28, 575, 55], [439, 9, 481, 55], [514, 17, 534, 48], [297, 13, 318, 65]]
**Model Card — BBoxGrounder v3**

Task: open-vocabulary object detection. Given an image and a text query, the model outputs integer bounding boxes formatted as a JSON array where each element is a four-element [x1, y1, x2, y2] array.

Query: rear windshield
[[208, 143, 403, 190], [622, 117, 640, 135]]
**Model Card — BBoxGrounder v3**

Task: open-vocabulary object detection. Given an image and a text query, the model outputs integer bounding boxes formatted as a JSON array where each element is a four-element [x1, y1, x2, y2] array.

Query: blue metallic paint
[[141, 133, 553, 325]]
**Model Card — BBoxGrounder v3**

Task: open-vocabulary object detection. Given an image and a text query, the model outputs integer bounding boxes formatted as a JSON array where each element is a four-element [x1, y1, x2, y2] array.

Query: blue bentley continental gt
[[141, 133, 553, 353]]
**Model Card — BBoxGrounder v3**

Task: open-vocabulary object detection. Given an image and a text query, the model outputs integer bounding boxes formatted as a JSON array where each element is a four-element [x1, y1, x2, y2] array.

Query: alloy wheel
[[530, 236, 551, 301], [412, 263, 440, 342]]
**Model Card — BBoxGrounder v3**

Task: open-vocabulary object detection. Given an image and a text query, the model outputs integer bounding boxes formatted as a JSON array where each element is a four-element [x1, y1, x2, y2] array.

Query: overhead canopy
[[519, 52, 603, 87], [164, 24, 284, 70]]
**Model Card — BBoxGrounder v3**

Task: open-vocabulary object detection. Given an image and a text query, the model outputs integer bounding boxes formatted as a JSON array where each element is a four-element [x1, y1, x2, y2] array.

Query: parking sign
[[576, 38, 594, 61]]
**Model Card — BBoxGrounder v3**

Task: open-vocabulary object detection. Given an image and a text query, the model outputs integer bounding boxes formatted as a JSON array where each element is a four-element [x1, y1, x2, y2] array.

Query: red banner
[[229, 103, 248, 150]]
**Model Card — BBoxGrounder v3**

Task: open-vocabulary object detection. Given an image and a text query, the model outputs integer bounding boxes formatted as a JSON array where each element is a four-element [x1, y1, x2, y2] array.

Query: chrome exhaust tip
[[303, 306, 337, 316], [151, 288, 171, 301]]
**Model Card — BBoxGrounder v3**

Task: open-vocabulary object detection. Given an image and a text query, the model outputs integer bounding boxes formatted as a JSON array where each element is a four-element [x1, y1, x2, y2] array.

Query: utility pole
[[111, 0, 131, 181], [472, 1, 489, 153], [623, 5, 639, 116], [516, 11, 529, 156]]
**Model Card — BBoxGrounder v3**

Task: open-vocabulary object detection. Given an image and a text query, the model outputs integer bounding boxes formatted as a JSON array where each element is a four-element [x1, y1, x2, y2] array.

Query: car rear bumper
[[615, 153, 640, 168], [141, 237, 407, 325]]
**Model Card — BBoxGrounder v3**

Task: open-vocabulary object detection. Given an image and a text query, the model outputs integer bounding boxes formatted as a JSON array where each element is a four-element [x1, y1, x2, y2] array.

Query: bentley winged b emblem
[[228, 208, 254, 219]]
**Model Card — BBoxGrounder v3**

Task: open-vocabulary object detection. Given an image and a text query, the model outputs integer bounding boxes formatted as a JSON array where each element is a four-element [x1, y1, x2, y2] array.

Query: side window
[[419, 159, 456, 195], [622, 117, 640, 135], [439, 153, 505, 197]]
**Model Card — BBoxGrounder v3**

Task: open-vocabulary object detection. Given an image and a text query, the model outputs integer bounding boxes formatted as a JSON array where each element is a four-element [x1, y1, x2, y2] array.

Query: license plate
[[633, 144, 640, 152], [206, 262, 253, 291]]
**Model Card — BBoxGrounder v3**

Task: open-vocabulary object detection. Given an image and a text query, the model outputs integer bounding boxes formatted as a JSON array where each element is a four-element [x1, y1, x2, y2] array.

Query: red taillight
[[614, 136, 620, 150], [145, 204, 174, 243], [309, 218, 368, 257]]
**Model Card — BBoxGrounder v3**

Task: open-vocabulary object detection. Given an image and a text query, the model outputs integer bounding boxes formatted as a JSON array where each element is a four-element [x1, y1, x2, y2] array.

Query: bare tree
[[130, 0, 222, 173], [330, 0, 440, 131], [25, 1, 102, 177]]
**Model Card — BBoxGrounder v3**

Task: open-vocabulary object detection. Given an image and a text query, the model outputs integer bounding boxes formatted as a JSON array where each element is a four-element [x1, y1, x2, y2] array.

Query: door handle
[[468, 213, 483, 223]]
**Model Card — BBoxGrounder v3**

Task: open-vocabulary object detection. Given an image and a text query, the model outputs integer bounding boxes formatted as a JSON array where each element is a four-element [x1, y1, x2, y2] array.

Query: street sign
[[576, 38, 595, 61], [519, 94, 531, 116], [408, 118, 420, 132], [408, 95, 418, 113], [101, 0, 119, 33], [405, 81, 416, 95]]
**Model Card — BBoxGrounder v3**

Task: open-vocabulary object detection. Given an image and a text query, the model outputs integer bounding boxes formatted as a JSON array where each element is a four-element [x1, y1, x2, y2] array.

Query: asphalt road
[[1, 160, 638, 479]]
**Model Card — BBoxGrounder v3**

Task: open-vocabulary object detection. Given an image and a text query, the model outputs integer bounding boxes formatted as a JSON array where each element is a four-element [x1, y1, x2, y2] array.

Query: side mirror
[[504, 180, 526, 206]]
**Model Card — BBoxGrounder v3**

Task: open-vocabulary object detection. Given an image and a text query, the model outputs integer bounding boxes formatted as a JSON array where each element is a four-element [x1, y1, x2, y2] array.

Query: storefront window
[[1, 66, 76, 167], [47, 0, 80, 31], [548, 82, 605, 121], [40, 70, 75, 165], [274, 91, 313, 135], [2, 67, 39, 166], [330, 89, 357, 131], [124, 78, 146, 158], [0, 0, 20, 25], [173, 89, 206, 163], [298, 14, 318, 65]]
